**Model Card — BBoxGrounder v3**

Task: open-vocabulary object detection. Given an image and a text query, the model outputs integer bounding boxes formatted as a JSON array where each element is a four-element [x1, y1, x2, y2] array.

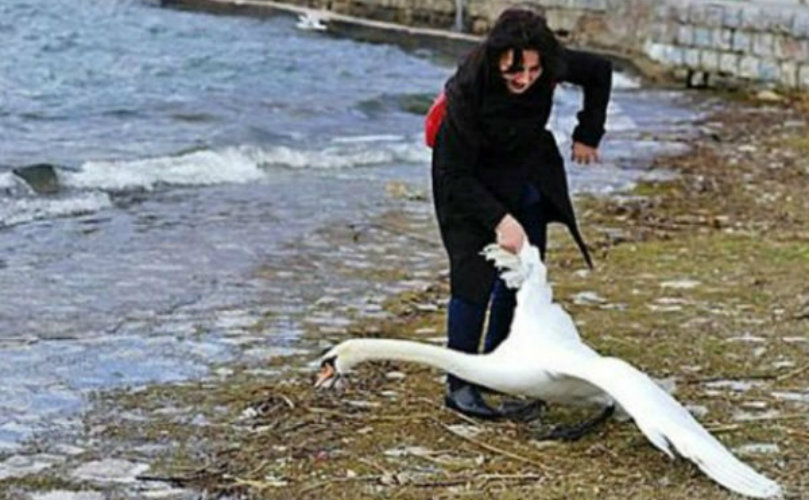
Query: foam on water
[[0, 192, 112, 227], [54, 138, 429, 193]]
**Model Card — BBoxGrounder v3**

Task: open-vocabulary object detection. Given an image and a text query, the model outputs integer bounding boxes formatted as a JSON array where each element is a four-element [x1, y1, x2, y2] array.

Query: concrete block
[[722, 6, 742, 29], [720, 52, 740, 74], [739, 55, 759, 79], [650, 22, 677, 44], [773, 36, 808, 61], [693, 27, 711, 48], [733, 31, 751, 53], [688, 3, 705, 25], [643, 41, 667, 62], [758, 59, 780, 82], [700, 49, 721, 71], [581, 0, 607, 11], [799, 64, 809, 90], [654, 3, 677, 22], [677, 24, 693, 45], [792, 12, 809, 38], [761, 9, 793, 35], [752, 33, 774, 57], [714, 28, 732, 51], [665, 45, 685, 66], [740, 6, 765, 31], [704, 4, 724, 28], [685, 47, 700, 67], [674, 3, 690, 24], [780, 61, 798, 88]]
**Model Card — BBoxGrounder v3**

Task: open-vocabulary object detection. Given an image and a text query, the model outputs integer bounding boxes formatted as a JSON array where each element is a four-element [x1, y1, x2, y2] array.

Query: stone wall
[[645, 1, 809, 89], [171, 0, 809, 89]]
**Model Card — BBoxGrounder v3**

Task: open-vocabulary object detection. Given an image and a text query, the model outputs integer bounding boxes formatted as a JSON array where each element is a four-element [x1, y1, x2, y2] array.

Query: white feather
[[484, 244, 783, 499]]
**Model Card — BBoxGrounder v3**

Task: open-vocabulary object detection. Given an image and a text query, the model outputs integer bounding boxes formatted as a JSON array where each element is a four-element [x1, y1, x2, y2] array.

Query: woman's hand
[[495, 214, 526, 253], [571, 141, 599, 165]]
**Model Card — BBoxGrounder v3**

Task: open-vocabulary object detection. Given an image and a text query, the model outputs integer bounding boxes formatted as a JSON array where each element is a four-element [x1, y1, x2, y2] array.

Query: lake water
[[0, 0, 700, 449]]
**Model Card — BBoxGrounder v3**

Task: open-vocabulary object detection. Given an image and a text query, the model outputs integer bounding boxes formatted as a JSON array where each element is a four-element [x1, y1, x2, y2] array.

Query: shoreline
[[1, 92, 806, 499]]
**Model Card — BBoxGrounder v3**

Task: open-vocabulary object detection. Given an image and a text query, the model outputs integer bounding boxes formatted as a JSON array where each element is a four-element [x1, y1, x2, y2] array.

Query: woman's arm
[[560, 48, 613, 149]]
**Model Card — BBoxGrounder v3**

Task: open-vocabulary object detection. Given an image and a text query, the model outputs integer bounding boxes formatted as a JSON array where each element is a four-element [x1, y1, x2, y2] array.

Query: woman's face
[[498, 49, 542, 94]]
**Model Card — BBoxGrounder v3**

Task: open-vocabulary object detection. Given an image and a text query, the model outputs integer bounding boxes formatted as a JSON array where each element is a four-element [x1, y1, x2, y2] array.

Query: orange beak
[[314, 363, 335, 388]]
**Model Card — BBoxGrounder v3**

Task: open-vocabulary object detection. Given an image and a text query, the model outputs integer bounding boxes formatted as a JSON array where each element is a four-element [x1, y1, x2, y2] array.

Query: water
[[0, 0, 700, 447]]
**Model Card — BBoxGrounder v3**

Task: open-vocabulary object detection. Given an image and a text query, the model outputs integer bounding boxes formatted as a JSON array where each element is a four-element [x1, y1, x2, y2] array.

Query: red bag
[[424, 91, 447, 148]]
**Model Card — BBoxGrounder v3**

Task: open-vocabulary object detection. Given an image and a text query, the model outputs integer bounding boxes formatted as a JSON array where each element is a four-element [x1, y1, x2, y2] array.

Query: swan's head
[[314, 340, 360, 389]]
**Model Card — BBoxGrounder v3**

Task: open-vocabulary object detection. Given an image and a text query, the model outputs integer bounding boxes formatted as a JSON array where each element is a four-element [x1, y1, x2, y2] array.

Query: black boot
[[445, 383, 502, 420]]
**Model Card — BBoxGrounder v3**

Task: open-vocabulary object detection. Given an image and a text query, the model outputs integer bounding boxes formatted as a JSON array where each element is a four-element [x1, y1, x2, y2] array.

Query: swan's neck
[[346, 339, 496, 387]]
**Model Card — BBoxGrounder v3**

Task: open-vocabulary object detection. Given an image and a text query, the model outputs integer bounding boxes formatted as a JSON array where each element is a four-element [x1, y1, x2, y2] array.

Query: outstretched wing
[[543, 351, 782, 499]]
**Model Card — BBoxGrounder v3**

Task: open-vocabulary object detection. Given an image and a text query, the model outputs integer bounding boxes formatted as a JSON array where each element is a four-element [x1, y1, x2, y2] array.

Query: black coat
[[432, 48, 612, 306]]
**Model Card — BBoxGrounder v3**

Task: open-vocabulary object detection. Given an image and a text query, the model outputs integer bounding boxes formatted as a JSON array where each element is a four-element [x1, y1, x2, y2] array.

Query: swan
[[315, 243, 783, 499], [295, 11, 327, 31]]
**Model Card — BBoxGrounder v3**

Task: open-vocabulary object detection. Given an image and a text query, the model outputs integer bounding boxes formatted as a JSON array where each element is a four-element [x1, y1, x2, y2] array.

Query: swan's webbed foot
[[497, 398, 546, 422], [539, 405, 615, 442]]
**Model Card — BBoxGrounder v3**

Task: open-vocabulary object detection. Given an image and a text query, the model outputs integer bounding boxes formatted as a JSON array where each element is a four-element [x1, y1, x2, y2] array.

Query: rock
[[71, 458, 149, 484], [30, 492, 105, 500], [12, 163, 60, 194], [0, 454, 64, 480], [733, 443, 780, 455], [660, 279, 700, 289], [754, 90, 783, 102], [571, 291, 607, 305]]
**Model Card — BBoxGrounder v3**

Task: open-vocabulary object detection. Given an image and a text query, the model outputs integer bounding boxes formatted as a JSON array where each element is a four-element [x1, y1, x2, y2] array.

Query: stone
[[677, 24, 693, 45], [752, 33, 774, 57], [720, 52, 740, 74], [12, 163, 60, 195], [71, 459, 149, 484], [693, 27, 711, 48], [732, 30, 751, 53], [699, 49, 720, 72], [30, 492, 105, 500], [722, 6, 742, 29], [684, 48, 700, 67], [798, 64, 809, 89], [758, 59, 780, 82], [739, 55, 759, 79], [793, 11, 809, 38]]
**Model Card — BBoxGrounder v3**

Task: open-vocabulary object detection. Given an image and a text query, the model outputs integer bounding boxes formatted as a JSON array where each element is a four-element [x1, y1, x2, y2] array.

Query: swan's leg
[[539, 404, 615, 442]]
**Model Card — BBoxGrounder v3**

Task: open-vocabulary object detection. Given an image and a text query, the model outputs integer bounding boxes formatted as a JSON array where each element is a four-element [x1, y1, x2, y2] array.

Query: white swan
[[295, 11, 327, 31], [316, 243, 783, 499]]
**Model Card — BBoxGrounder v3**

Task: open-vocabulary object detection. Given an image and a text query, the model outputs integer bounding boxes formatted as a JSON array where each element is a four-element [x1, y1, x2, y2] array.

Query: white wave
[[0, 172, 15, 189], [63, 147, 267, 191], [254, 138, 429, 169], [0, 192, 112, 227], [331, 134, 405, 144], [613, 71, 642, 90], [60, 140, 429, 192]]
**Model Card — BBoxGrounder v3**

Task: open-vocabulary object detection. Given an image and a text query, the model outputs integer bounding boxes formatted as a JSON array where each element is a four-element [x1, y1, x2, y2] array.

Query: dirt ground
[[5, 92, 808, 500]]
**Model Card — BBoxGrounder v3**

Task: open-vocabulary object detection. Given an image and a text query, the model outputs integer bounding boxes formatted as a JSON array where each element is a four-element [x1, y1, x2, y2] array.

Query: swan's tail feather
[[679, 432, 783, 499], [481, 244, 527, 288]]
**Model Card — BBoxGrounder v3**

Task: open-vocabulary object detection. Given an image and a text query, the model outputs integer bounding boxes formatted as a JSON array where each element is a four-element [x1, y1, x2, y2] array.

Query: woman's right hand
[[495, 214, 526, 253]]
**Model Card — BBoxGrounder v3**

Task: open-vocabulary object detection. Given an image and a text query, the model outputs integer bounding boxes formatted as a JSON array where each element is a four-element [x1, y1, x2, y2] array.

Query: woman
[[432, 6, 612, 418]]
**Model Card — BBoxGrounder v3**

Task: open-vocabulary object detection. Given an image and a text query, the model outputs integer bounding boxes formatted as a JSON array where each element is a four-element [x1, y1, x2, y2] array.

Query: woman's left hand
[[571, 142, 599, 165]]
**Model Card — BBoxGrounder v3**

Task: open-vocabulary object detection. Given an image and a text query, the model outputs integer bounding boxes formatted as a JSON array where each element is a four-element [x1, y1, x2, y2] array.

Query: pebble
[[30, 492, 105, 500], [71, 459, 149, 484], [571, 291, 607, 305], [660, 279, 700, 289], [733, 443, 780, 455]]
